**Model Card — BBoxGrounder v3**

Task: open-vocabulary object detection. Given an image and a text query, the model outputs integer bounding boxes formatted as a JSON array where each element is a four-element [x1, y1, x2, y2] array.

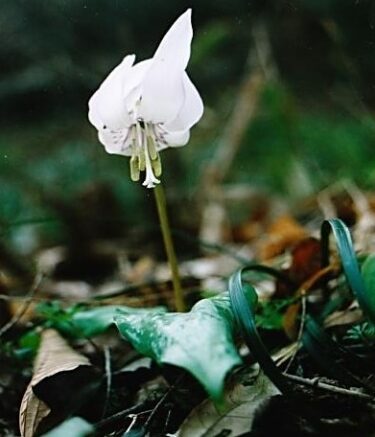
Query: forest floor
[[2, 180, 375, 437]]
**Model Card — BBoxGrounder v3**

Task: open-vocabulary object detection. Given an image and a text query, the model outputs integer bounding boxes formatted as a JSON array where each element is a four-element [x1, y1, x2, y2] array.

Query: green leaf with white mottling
[[38, 304, 166, 339], [115, 293, 242, 402], [70, 305, 166, 338]]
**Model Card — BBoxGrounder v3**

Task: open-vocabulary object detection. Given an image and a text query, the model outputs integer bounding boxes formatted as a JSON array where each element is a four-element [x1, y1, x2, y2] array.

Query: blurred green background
[[1, 0, 375, 252]]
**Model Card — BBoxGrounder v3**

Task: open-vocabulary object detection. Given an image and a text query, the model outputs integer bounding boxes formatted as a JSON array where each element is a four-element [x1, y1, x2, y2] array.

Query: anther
[[130, 156, 140, 182], [151, 154, 162, 177]]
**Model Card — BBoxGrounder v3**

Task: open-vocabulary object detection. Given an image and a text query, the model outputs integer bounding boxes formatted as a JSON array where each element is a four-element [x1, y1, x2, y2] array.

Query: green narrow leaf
[[302, 317, 365, 387], [361, 254, 375, 319], [321, 219, 375, 323], [115, 293, 242, 402], [228, 267, 289, 393]]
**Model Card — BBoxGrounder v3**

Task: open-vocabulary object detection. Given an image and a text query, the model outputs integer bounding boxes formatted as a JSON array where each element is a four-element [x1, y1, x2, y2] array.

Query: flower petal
[[163, 129, 190, 147], [164, 72, 203, 132], [153, 9, 193, 70], [138, 65, 185, 124], [88, 54, 135, 131], [122, 59, 153, 113], [98, 127, 132, 156], [138, 10, 193, 123]]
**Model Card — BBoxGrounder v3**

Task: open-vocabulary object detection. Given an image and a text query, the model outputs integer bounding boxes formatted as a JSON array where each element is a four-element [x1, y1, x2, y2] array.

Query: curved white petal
[[98, 128, 132, 156], [163, 129, 190, 147], [138, 64, 185, 123], [88, 102, 103, 129], [153, 9, 192, 70], [164, 72, 203, 132], [122, 59, 153, 113], [137, 10, 193, 123], [88, 54, 135, 130]]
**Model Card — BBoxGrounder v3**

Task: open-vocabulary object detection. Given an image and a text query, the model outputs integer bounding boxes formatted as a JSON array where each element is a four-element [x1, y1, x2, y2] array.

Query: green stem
[[153, 183, 185, 312]]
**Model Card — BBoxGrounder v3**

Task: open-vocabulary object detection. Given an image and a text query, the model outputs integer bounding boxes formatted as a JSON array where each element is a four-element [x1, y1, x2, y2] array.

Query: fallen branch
[[284, 373, 374, 401]]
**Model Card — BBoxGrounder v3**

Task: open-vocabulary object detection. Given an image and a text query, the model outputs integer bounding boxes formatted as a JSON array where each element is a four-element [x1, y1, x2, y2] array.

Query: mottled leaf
[[115, 293, 242, 401], [39, 304, 166, 339]]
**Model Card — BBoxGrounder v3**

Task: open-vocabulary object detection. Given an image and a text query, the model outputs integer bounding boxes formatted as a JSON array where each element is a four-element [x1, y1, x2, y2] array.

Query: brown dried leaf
[[177, 366, 279, 437], [288, 237, 322, 285], [19, 388, 50, 437], [257, 215, 307, 261], [275, 237, 322, 298], [19, 329, 92, 437], [324, 308, 363, 328], [282, 302, 301, 340]]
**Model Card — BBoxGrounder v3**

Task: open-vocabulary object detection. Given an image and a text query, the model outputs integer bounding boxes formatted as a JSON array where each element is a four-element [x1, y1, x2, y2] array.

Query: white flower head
[[88, 9, 204, 188]]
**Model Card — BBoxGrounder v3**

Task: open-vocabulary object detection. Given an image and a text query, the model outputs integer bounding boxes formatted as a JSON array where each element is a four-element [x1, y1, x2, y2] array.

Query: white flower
[[88, 9, 204, 188]]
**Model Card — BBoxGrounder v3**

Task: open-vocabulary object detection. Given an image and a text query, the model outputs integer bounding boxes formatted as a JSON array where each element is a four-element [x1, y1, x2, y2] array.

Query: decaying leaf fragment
[[257, 215, 308, 261], [19, 329, 93, 437], [177, 366, 279, 437]]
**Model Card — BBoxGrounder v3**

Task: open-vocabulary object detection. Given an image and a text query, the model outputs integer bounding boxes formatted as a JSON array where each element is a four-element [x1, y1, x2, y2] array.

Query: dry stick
[[198, 21, 274, 245], [284, 293, 307, 373], [204, 20, 276, 184], [0, 271, 44, 338], [143, 375, 184, 433], [284, 373, 374, 401], [95, 403, 150, 434], [123, 414, 140, 434], [284, 265, 336, 372], [101, 346, 112, 420], [0, 276, 200, 307]]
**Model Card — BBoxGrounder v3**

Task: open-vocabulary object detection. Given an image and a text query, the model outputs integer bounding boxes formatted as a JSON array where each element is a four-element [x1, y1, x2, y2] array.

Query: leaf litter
[[3, 180, 375, 435]]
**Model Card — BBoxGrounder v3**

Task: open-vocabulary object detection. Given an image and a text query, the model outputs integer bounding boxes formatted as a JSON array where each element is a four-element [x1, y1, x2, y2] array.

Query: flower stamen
[[128, 121, 161, 189], [129, 155, 140, 182]]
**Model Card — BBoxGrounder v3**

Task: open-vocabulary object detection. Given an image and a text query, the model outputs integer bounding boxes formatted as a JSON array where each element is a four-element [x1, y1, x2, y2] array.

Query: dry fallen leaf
[[257, 215, 308, 261], [324, 308, 363, 328], [176, 366, 279, 437], [275, 237, 322, 299], [283, 301, 302, 340], [19, 329, 93, 437]]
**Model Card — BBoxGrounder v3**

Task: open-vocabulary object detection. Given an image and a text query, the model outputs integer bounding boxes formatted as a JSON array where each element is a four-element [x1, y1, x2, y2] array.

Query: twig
[[284, 265, 335, 371], [284, 293, 307, 373], [202, 19, 276, 185], [198, 19, 275, 245], [284, 373, 374, 401], [101, 346, 112, 419], [0, 271, 43, 338], [124, 414, 141, 434], [143, 375, 184, 432], [95, 403, 149, 434]]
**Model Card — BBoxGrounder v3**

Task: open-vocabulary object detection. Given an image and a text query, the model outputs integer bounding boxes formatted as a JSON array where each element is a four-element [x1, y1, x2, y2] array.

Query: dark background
[[1, 0, 375, 250]]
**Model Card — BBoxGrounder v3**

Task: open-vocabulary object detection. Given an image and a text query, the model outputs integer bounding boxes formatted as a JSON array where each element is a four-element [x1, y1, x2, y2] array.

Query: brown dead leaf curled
[[19, 329, 92, 437]]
